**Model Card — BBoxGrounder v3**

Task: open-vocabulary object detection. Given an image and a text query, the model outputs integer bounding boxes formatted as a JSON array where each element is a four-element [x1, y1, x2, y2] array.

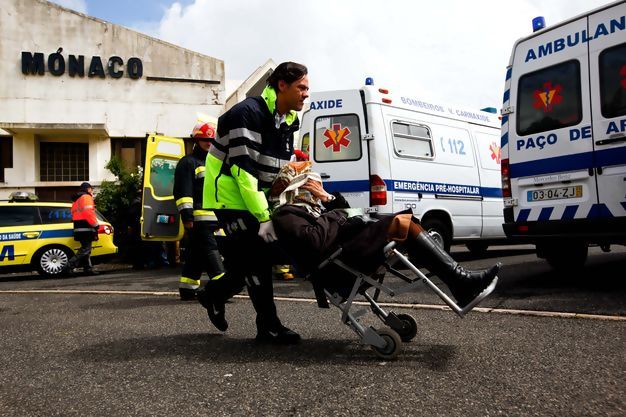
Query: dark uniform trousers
[[214, 209, 281, 332], [181, 221, 224, 288]]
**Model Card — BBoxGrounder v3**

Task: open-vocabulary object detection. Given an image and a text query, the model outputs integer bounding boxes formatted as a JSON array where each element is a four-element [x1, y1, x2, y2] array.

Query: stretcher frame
[[313, 241, 498, 359]]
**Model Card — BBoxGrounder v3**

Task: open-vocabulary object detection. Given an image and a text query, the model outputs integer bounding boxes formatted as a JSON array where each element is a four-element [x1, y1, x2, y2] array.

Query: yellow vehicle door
[[0, 205, 41, 266], [141, 134, 185, 241]]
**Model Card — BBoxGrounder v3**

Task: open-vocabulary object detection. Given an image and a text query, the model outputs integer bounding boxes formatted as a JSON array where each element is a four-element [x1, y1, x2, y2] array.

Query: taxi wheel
[[33, 246, 72, 277]]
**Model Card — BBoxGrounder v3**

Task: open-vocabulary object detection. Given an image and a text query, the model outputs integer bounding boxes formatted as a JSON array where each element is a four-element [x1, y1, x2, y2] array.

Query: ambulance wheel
[[542, 243, 588, 271], [33, 245, 72, 277], [394, 313, 418, 342], [466, 242, 489, 256], [422, 218, 451, 253], [371, 328, 402, 360]]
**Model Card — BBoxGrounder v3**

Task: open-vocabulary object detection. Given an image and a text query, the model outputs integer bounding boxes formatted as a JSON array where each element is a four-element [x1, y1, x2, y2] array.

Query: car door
[[588, 2, 626, 219], [0, 205, 40, 266], [141, 134, 185, 241]]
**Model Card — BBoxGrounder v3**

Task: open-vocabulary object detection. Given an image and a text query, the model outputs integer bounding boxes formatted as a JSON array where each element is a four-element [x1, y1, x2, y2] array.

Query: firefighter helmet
[[191, 121, 216, 139]]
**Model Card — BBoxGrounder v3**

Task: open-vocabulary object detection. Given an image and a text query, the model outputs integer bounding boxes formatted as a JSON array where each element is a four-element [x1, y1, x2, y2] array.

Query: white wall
[[0, 0, 226, 198]]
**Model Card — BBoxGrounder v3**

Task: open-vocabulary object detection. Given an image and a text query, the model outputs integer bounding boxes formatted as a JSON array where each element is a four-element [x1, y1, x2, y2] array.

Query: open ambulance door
[[305, 90, 371, 209], [141, 134, 185, 241]]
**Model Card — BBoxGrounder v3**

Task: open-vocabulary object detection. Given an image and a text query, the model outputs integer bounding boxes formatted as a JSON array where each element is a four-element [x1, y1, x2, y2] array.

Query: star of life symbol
[[323, 123, 351, 152], [532, 81, 563, 113], [489, 142, 501, 164]]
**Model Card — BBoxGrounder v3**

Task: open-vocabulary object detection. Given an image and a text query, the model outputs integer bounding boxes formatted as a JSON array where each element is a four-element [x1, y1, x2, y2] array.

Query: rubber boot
[[409, 231, 500, 307]]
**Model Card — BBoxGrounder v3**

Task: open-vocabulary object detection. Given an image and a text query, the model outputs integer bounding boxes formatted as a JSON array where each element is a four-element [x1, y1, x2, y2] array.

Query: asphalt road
[[0, 245, 624, 416]]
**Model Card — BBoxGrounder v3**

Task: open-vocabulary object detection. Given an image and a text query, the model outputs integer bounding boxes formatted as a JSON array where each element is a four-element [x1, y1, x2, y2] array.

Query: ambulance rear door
[[509, 15, 595, 223], [588, 2, 626, 221], [141, 134, 185, 241], [307, 90, 370, 209]]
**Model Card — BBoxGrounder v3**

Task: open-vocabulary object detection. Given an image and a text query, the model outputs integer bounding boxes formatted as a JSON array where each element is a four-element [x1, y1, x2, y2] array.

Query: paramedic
[[66, 182, 99, 276], [173, 120, 225, 301], [197, 61, 309, 344]]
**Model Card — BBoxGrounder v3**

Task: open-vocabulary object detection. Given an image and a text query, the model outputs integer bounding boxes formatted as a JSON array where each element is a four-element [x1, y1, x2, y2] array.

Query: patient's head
[[269, 161, 329, 215]]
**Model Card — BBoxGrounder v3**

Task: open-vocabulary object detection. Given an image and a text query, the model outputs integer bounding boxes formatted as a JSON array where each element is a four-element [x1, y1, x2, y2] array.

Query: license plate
[[527, 185, 582, 202]]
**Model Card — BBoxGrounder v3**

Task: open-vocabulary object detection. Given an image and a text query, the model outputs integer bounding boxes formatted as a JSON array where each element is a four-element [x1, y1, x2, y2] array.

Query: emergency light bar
[[532, 16, 546, 32]]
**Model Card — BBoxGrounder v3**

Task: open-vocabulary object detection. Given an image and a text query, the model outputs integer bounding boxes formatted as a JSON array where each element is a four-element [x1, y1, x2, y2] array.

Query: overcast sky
[[52, 0, 612, 110]]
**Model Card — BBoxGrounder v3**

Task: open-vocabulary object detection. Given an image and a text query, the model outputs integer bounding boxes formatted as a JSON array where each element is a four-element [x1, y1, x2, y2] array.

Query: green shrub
[[95, 157, 143, 246]]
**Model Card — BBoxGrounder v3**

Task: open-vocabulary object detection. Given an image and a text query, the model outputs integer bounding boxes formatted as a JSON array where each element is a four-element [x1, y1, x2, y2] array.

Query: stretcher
[[308, 240, 498, 360]]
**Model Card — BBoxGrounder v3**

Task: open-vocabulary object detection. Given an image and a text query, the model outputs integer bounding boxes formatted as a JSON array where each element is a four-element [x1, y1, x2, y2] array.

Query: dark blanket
[[272, 205, 400, 275]]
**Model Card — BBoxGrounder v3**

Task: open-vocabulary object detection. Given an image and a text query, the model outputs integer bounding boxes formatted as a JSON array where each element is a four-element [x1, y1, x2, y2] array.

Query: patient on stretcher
[[269, 161, 500, 308]]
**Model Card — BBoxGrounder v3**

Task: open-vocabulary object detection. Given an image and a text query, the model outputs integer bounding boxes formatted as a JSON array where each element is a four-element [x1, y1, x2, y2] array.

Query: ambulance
[[500, 1, 626, 268], [300, 83, 505, 253]]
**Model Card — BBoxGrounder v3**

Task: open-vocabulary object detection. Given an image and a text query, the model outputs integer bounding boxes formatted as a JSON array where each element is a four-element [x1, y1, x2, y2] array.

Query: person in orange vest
[[66, 182, 100, 276]]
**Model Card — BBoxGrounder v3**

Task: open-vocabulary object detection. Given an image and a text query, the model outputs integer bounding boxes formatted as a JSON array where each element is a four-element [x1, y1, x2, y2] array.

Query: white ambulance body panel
[[501, 1, 626, 267], [300, 85, 504, 251]]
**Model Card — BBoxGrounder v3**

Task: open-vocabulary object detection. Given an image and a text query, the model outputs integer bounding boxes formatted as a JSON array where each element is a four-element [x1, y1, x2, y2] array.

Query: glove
[[258, 220, 278, 243]]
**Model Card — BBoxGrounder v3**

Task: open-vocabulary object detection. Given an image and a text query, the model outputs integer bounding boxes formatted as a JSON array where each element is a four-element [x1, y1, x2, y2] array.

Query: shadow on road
[[71, 331, 458, 367]]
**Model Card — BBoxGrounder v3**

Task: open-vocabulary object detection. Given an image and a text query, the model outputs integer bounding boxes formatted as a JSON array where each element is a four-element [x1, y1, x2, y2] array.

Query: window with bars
[[39, 142, 89, 182]]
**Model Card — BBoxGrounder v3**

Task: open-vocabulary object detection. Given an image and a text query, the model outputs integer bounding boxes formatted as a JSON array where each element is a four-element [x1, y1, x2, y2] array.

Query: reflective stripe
[[176, 197, 193, 205], [223, 127, 263, 145], [180, 277, 201, 286], [194, 215, 218, 222], [195, 166, 206, 179], [177, 202, 193, 211], [177, 197, 194, 211], [229, 145, 290, 169], [251, 275, 261, 286], [210, 272, 225, 281], [209, 146, 227, 161], [74, 227, 95, 232], [258, 170, 279, 184]]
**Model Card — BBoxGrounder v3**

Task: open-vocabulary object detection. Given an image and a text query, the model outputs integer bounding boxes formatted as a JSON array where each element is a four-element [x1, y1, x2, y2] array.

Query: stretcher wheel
[[395, 313, 418, 342], [371, 328, 402, 360]]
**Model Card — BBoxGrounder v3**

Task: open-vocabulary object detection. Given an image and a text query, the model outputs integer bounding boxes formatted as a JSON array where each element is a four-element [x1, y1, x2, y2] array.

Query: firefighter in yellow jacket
[[173, 120, 224, 300]]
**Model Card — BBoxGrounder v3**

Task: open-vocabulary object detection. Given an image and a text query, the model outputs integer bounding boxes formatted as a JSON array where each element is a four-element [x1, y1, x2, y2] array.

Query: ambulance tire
[[421, 218, 451, 253], [466, 242, 489, 256], [33, 245, 72, 277], [541, 243, 588, 272]]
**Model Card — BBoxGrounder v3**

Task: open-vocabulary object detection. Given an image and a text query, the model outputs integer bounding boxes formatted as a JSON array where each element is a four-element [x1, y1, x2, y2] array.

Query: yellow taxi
[[0, 192, 118, 276]]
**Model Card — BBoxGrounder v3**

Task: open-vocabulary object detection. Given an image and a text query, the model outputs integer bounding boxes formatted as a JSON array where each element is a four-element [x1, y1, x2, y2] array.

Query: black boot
[[410, 232, 500, 307], [197, 276, 244, 332]]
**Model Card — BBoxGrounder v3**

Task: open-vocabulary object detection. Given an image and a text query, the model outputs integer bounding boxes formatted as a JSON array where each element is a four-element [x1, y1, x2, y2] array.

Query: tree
[[95, 157, 143, 247]]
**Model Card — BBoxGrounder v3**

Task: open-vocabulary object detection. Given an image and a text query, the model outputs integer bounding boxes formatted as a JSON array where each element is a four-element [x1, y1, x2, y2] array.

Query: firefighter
[[66, 182, 99, 276], [173, 119, 225, 301]]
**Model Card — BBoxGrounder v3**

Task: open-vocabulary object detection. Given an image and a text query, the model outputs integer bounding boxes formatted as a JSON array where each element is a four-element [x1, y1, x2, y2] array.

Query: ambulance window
[[392, 122, 434, 159], [149, 157, 178, 197], [39, 206, 72, 224], [313, 114, 361, 162], [599, 43, 626, 119], [517, 60, 582, 136], [0, 206, 39, 227]]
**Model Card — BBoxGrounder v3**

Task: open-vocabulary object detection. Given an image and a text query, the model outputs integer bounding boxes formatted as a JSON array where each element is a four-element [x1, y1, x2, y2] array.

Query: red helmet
[[191, 121, 216, 139]]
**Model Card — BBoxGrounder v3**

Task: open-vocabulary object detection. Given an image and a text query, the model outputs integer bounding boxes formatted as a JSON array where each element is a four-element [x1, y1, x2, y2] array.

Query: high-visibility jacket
[[71, 191, 98, 240], [203, 86, 300, 222], [173, 145, 217, 223]]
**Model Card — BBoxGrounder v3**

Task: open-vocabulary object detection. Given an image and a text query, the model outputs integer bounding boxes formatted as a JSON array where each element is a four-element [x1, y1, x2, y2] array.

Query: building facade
[[0, 0, 224, 201]]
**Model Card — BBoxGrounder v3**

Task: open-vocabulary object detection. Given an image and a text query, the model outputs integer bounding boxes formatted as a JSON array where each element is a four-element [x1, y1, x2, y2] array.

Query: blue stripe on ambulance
[[323, 179, 502, 198], [509, 146, 626, 178], [515, 203, 623, 222]]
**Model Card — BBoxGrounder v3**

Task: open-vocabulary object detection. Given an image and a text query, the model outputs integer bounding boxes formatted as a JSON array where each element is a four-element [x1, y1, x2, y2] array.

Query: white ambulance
[[300, 83, 505, 253], [500, 1, 626, 268]]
